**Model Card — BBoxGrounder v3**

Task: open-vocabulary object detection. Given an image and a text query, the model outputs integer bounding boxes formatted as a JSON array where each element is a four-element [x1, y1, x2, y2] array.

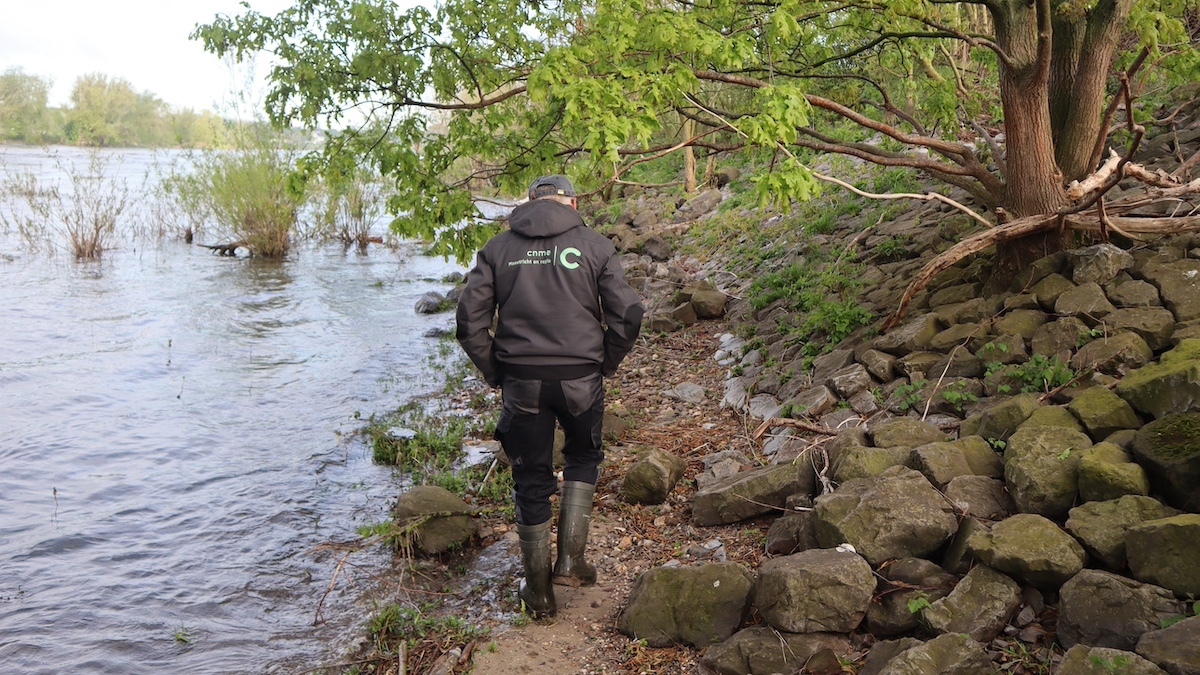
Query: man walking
[[456, 175, 644, 617]]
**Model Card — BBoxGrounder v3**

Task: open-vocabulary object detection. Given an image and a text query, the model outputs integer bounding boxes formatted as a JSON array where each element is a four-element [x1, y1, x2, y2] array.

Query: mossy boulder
[[1025, 405, 1086, 433], [1107, 279, 1161, 308], [930, 283, 982, 307], [831, 445, 912, 483], [391, 485, 476, 554], [700, 627, 849, 675], [968, 392, 1041, 442], [1076, 443, 1151, 503], [1116, 339, 1200, 419], [1031, 273, 1077, 310], [993, 309, 1050, 339], [1131, 413, 1200, 511], [867, 558, 957, 637], [1126, 514, 1200, 596], [1003, 424, 1092, 518], [764, 511, 820, 556], [753, 548, 875, 633], [1073, 331, 1155, 377], [618, 562, 754, 648], [1070, 243, 1135, 285], [1055, 282, 1117, 321], [1065, 496, 1179, 570], [966, 513, 1086, 589], [909, 436, 1003, 489], [1107, 307, 1177, 351], [921, 564, 1022, 642], [623, 446, 687, 505], [873, 633, 994, 675], [1069, 386, 1142, 442], [1058, 569, 1185, 651], [875, 313, 943, 356], [869, 416, 948, 449], [813, 466, 958, 565], [693, 462, 815, 526], [1058, 645, 1168, 675], [1031, 317, 1090, 358], [691, 289, 729, 319], [1142, 259, 1200, 322], [943, 476, 1015, 520], [930, 323, 989, 352], [1136, 615, 1200, 675], [975, 334, 1030, 366]]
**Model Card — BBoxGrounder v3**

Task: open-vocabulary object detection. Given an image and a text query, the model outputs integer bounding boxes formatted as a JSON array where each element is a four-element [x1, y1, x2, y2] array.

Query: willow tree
[[194, 0, 1199, 271]]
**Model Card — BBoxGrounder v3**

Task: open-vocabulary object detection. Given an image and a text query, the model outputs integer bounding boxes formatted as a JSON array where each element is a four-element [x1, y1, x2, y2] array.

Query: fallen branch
[[882, 214, 1058, 331], [882, 211, 1200, 331], [314, 550, 353, 626], [1066, 150, 1123, 199], [752, 416, 840, 439], [199, 240, 248, 256], [732, 491, 812, 512]]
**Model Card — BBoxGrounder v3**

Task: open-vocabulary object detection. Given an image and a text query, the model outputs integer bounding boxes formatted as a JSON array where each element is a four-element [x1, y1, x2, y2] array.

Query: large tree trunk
[[991, 0, 1072, 284], [1052, 0, 1134, 181]]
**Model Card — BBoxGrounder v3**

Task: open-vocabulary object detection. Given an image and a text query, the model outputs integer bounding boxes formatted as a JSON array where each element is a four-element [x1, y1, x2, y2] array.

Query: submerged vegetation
[[1, 132, 397, 259], [0, 150, 129, 258], [158, 128, 306, 257]]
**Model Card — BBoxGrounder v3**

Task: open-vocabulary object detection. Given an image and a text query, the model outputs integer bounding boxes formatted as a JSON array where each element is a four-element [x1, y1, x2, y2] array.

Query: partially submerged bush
[[161, 127, 305, 257], [0, 150, 130, 259], [313, 166, 388, 248]]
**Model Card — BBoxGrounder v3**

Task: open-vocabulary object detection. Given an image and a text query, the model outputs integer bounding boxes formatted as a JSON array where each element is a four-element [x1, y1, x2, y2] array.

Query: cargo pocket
[[561, 372, 603, 418], [501, 377, 542, 416]]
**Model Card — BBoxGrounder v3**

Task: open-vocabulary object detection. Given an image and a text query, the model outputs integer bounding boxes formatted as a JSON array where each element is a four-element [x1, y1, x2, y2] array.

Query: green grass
[[367, 602, 489, 659]]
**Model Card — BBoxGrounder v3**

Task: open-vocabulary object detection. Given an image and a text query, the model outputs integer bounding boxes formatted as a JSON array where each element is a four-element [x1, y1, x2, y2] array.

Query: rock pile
[[616, 236, 1200, 674]]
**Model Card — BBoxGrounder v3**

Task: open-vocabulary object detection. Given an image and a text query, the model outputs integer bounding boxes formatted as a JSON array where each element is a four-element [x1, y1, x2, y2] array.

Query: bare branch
[[753, 417, 840, 439], [1087, 46, 1149, 171], [789, 137, 980, 178], [883, 214, 1054, 331], [810, 171, 993, 229], [1067, 149, 1123, 200], [685, 94, 993, 231], [970, 121, 1006, 179], [1034, 0, 1053, 84], [888, 8, 1013, 68]]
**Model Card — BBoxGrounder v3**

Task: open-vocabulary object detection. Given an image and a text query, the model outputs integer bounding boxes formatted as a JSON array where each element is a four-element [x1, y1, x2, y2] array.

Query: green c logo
[[559, 247, 581, 269]]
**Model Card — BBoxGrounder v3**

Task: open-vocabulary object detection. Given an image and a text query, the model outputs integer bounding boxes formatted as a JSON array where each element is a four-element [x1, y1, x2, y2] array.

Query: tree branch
[[1034, 0, 1054, 84], [1087, 46, 1149, 171], [686, 94, 994, 231]]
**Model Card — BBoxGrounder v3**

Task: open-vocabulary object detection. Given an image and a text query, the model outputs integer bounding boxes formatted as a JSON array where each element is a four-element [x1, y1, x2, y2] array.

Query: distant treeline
[[0, 68, 232, 148]]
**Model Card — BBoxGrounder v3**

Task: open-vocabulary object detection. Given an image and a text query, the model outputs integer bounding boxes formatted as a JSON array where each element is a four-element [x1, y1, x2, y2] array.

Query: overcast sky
[[0, 1, 321, 113]]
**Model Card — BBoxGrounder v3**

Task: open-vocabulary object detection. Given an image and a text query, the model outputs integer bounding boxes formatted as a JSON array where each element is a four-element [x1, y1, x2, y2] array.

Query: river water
[[0, 146, 471, 673]]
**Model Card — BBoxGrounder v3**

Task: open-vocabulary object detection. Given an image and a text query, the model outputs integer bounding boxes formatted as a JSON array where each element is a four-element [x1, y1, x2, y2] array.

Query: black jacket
[[456, 199, 645, 385]]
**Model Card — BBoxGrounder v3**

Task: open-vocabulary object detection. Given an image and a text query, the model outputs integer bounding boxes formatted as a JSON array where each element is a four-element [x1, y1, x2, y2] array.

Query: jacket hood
[[507, 199, 586, 238]]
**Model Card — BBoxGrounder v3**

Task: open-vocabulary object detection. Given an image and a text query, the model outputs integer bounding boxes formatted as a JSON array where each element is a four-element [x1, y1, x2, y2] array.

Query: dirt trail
[[467, 323, 768, 674]]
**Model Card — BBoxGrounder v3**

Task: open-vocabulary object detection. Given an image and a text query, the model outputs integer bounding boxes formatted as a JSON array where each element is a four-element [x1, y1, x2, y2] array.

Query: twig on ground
[[752, 417, 840, 439]]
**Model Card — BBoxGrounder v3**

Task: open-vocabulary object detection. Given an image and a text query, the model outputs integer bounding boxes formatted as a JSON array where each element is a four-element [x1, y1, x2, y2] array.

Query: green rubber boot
[[553, 481, 597, 587], [516, 520, 556, 618]]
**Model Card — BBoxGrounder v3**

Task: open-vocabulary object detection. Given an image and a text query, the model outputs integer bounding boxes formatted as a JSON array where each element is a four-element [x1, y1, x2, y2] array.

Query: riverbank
[[334, 101, 1200, 674]]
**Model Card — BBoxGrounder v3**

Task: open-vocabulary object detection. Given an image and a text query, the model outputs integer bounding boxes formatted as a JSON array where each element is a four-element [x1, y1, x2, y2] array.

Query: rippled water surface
[[0, 146, 468, 673]]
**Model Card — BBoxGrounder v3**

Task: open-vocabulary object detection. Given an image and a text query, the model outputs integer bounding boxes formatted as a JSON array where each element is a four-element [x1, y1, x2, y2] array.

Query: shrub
[[0, 150, 130, 259], [161, 127, 305, 257]]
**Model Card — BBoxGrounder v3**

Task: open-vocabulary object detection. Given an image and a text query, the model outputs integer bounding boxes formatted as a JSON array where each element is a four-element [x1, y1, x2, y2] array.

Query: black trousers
[[495, 373, 605, 526]]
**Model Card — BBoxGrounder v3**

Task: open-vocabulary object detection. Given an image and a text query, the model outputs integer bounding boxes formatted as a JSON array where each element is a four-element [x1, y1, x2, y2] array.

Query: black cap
[[528, 174, 576, 199]]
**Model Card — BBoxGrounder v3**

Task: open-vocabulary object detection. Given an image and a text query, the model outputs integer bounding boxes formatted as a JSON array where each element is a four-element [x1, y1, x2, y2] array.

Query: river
[[0, 145, 472, 673]]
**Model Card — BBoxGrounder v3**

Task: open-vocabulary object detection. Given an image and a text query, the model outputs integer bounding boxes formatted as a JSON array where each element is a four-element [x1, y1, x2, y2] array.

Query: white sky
[[0, 1, 322, 113]]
